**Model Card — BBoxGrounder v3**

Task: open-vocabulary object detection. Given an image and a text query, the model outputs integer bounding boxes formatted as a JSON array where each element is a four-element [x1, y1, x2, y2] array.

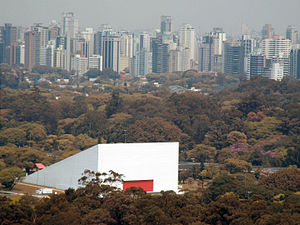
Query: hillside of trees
[[1, 65, 300, 223], [1, 167, 300, 224], [1, 74, 299, 174]]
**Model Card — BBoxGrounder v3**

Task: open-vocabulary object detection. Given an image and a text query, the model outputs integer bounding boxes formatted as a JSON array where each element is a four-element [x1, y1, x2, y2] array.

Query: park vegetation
[[1, 167, 300, 224], [0, 64, 300, 223]]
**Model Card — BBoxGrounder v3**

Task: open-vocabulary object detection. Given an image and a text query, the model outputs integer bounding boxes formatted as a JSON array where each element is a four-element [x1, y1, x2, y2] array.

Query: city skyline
[[1, 0, 300, 35], [1, 10, 299, 80]]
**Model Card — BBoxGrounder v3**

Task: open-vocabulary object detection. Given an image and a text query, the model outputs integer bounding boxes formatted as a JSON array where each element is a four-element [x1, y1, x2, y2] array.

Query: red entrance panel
[[123, 180, 154, 192]]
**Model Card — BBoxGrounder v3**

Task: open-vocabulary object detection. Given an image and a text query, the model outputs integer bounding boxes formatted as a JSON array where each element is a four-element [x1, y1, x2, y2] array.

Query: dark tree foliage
[[105, 91, 123, 118], [259, 167, 300, 192], [1, 171, 300, 225]]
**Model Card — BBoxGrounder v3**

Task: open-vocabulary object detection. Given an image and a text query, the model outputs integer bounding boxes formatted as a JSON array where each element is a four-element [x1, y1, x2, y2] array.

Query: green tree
[[259, 167, 300, 192], [74, 134, 97, 150], [0, 167, 24, 189], [227, 131, 247, 145], [106, 91, 122, 118], [0, 128, 26, 146], [127, 117, 192, 150], [223, 158, 252, 173]]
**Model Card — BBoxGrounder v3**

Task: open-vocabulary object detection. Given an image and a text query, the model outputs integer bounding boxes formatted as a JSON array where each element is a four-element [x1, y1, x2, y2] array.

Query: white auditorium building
[[23, 142, 179, 193]]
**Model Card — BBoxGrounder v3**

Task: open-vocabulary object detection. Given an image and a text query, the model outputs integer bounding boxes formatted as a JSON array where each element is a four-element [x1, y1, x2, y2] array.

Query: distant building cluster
[[1, 14, 300, 80]]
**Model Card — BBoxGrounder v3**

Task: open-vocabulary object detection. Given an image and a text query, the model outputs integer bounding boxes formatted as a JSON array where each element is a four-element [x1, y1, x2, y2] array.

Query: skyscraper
[[223, 41, 242, 76], [94, 32, 103, 56], [198, 28, 226, 73], [61, 12, 78, 39], [198, 35, 214, 72], [261, 37, 291, 59], [262, 24, 274, 39], [102, 34, 121, 73], [179, 24, 196, 67], [139, 32, 151, 52], [161, 16, 173, 35], [151, 38, 169, 73], [261, 37, 291, 77], [72, 54, 88, 76], [25, 30, 39, 71], [241, 35, 256, 78], [80, 28, 94, 57], [0, 23, 17, 64], [211, 27, 226, 56], [250, 54, 267, 77], [48, 25, 60, 41], [290, 47, 300, 79], [89, 54, 102, 70], [94, 24, 113, 56], [4, 42, 20, 65], [270, 62, 284, 81], [286, 25, 298, 45], [61, 12, 78, 71]]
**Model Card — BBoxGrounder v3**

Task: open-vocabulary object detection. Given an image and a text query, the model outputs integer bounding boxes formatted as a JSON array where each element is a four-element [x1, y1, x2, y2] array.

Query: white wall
[[23, 142, 179, 193], [98, 142, 179, 193]]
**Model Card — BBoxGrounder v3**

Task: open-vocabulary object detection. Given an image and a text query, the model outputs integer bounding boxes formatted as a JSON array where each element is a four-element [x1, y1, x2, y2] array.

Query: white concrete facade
[[23, 143, 179, 192]]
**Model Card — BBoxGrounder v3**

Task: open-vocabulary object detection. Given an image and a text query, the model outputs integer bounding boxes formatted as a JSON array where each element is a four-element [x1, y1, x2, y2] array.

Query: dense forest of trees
[[1, 64, 300, 223], [1, 75, 300, 174], [1, 167, 300, 224]]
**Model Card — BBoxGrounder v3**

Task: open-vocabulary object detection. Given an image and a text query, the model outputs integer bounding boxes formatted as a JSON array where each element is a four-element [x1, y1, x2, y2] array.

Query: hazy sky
[[1, 0, 300, 35]]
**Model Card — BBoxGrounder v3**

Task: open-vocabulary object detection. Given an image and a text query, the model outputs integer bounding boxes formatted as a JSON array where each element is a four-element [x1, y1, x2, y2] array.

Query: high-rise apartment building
[[249, 54, 267, 77], [1, 23, 17, 47], [80, 28, 94, 57], [72, 54, 88, 76], [94, 32, 103, 56], [88, 54, 102, 70], [270, 62, 284, 81], [61, 12, 78, 38], [4, 42, 20, 65], [102, 34, 121, 73], [198, 28, 226, 73], [32, 24, 49, 47], [261, 37, 291, 77], [211, 27, 226, 55], [179, 24, 196, 67], [198, 35, 214, 72], [262, 37, 291, 59], [241, 35, 256, 78], [161, 16, 173, 35], [48, 25, 60, 41], [262, 24, 274, 39], [286, 25, 298, 45], [290, 47, 300, 79], [151, 38, 169, 73], [94, 25, 113, 56], [131, 32, 152, 76], [139, 32, 151, 52], [0, 23, 18, 63], [24, 30, 39, 71], [168, 49, 181, 72], [223, 41, 242, 76]]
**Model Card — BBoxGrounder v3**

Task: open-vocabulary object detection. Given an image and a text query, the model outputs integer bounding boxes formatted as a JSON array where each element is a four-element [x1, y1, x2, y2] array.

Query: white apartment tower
[[262, 37, 291, 77], [262, 37, 291, 59], [72, 54, 88, 76], [270, 62, 284, 81], [61, 12, 78, 38], [80, 28, 94, 57], [180, 24, 196, 65], [89, 55, 102, 70]]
